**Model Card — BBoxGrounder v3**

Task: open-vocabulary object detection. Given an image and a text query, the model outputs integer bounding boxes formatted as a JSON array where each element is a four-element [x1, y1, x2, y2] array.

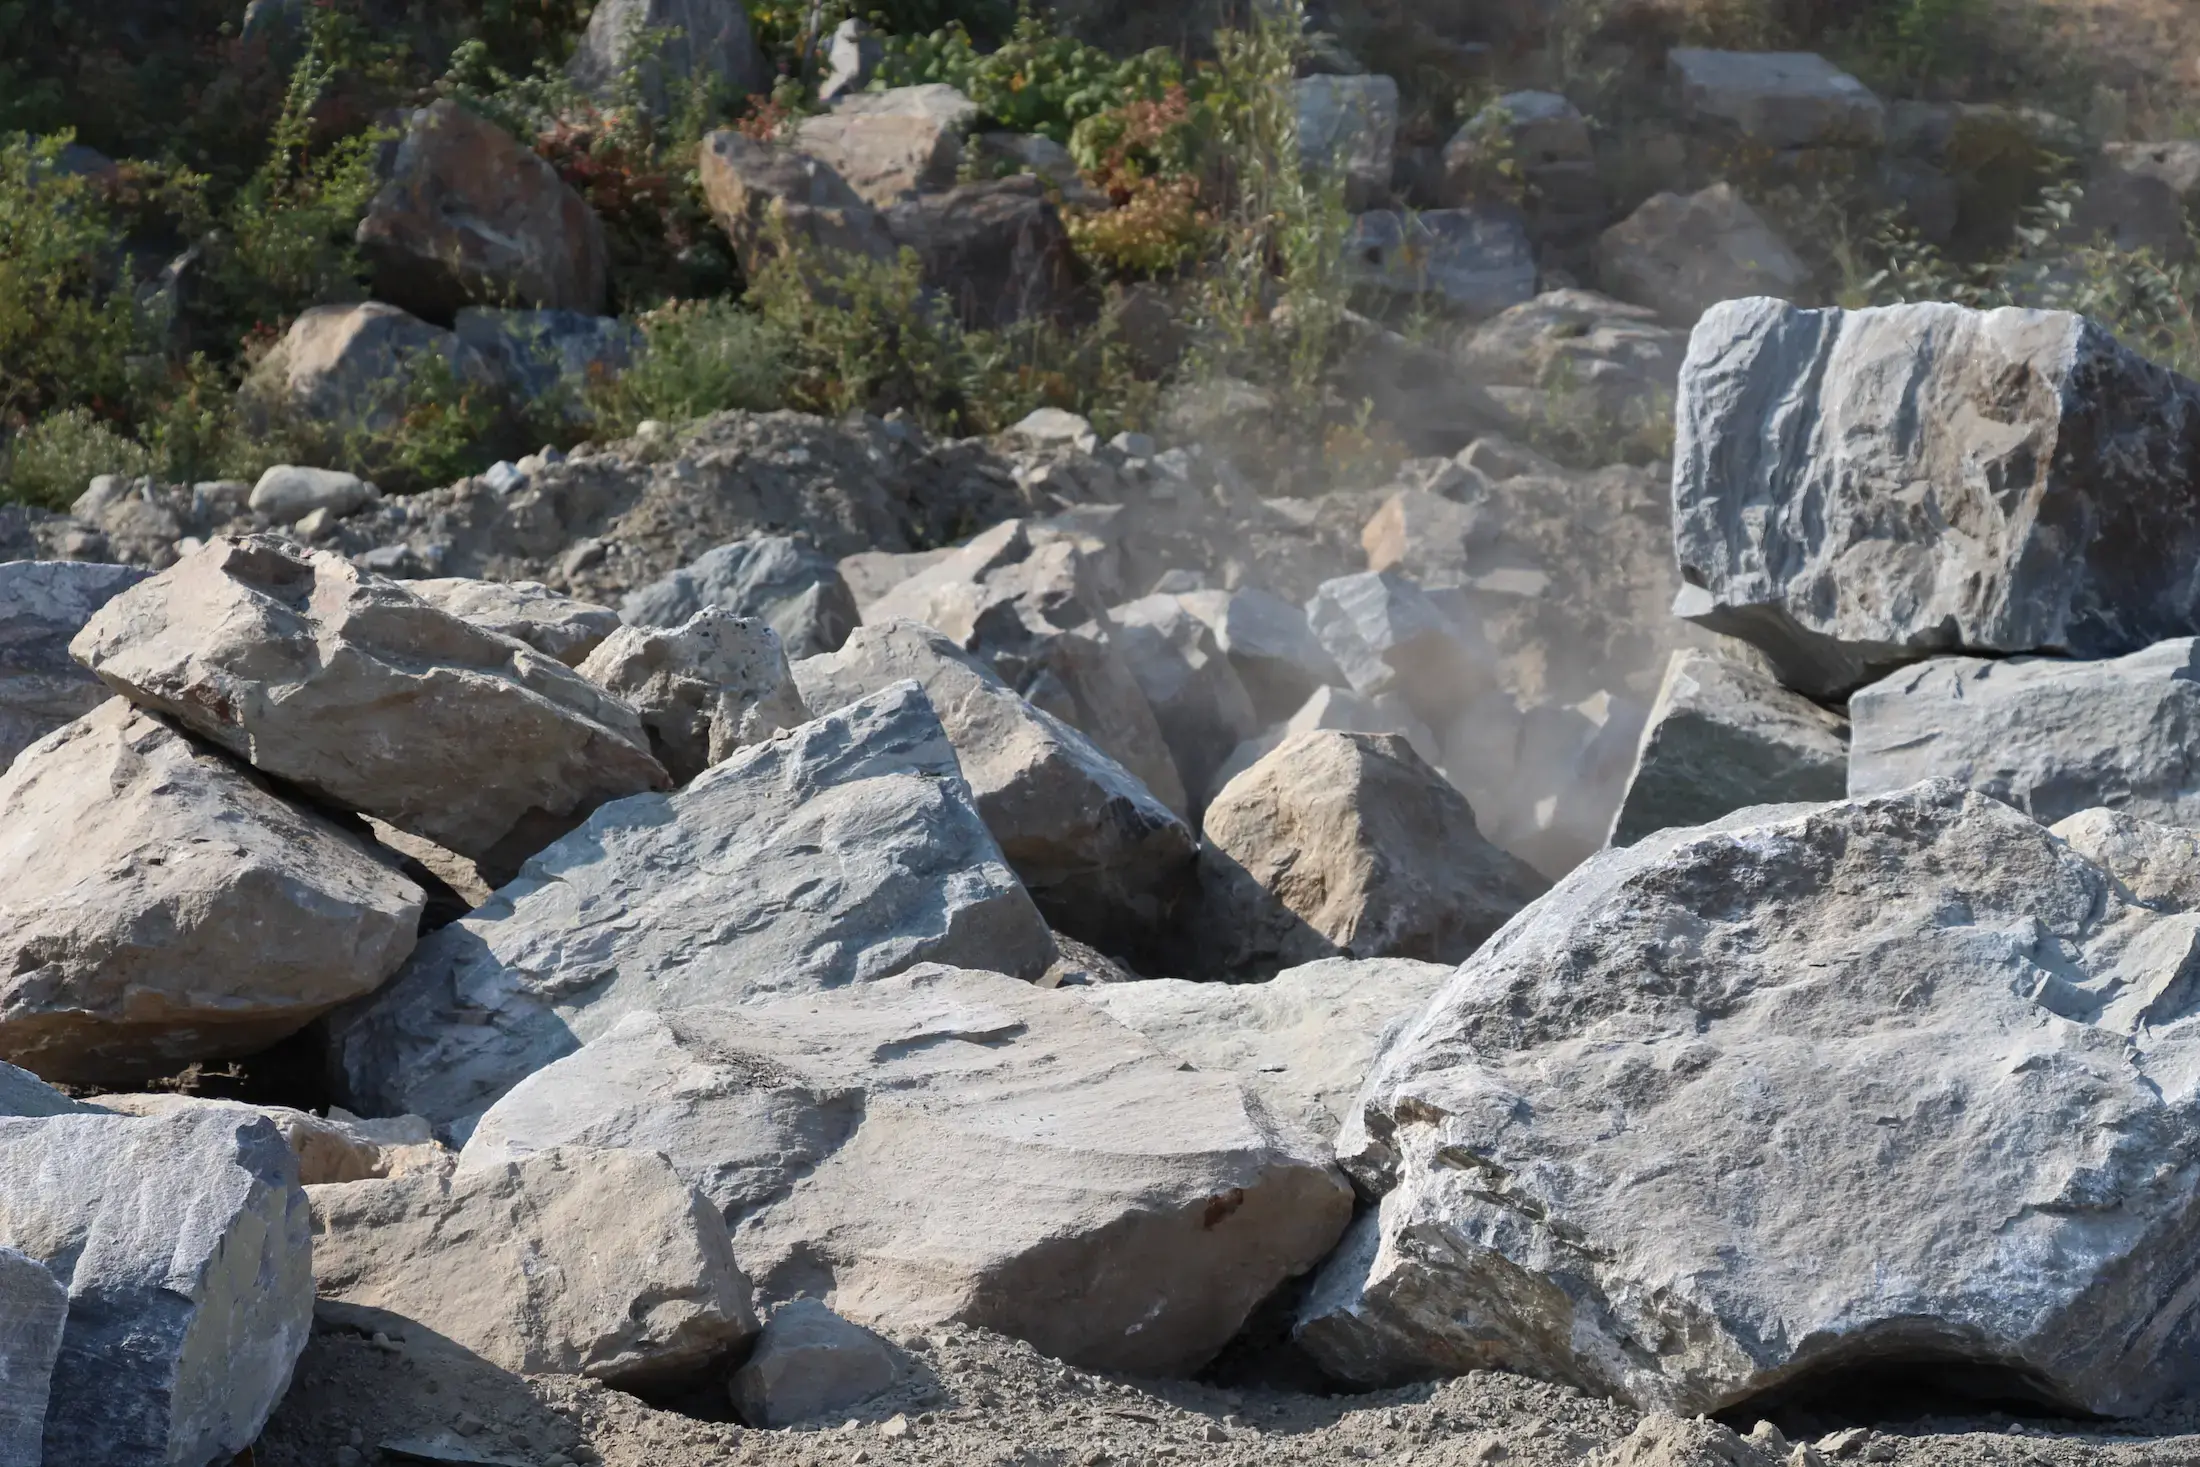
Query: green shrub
[[589, 299, 792, 433], [876, 15, 1184, 146], [0, 408, 151, 510]]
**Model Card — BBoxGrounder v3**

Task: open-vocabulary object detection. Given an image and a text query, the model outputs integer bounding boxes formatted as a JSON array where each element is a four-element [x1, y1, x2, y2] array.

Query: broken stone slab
[[1108, 594, 1263, 809], [1295, 74, 1399, 210], [328, 681, 1054, 1126], [1594, 184, 1807, 325], [1668, 49, 1886, 150], [730, 1300, 902, 1428], [1848, 640, 2200, 828], [790, 620, 1193, 945], [794, 84, 979, 207], [1080, 956, 1453, 1153], [311, 1146, 757, 1389], [1673, 298, 2200, 697], [0, 1244, 65, 1467], [0, 1109, 314, 1466], [577, 609, 809, 784], [405, 577, 622, 666], [1608, 649, 1849, 847], [0, 698, 424, 1084], [1174, 587, 1345, 727], [1359, 488, 1488, 589], [1299, 780, 2200, 1417], [696, 130, 895, 277], [357, 99, 610, 322], [620, 534, 860, 658], [0, 560, 147, 770], [1306, 571, 1490, 729], [459, 966, 1355, 1375], [1199, 730, 1546, 974], [566, 0, 769, 117], [2050, 808, 2200, 914], [71, 536, 667, 881], [1341, 207, 1538, 319]]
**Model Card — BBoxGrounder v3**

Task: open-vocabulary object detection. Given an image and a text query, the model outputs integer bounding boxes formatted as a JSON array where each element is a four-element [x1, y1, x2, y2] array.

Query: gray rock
[[1299, 780, 2200, 1417], [99, 1094, 449, 1185], [794, 85, 979, 208], [71, 536, 667, 881], [1175, 587, 1346, 726], [1594, 184, 1807, 325], [2051, 807, 2200, 913], [0, 560, 148, 770], [451, 309, 641, 424], [1341, 208, 1538, 319], [1668, 49, 1886, 150], [1848, 640, 2200, 825], [819, 18, 883, 104], [790, 620, 1193, 942], [1107, 594, 1263, 808], [1609, 649, 1849, 846], [1211, 684, 1444, 804], [1296, 75, 1399, 210], [970, 131, 1110, 209], [328, 682, 1054, 1125], [460, 966, 1354, 1375], [1306, 572, 1489, 729], [405, 577, 622, 666], [0, 1109, 313, 1466], [311, 1146, 756, 1388], [1455, 290, 1688, 446], [578, 609, 809, 784], [248, 465, 375, 525], [1080, 956, 1454, 1152], [0, 699, 424, 1084], [240, 303, 495, 447], [566, 0, 769, 116], [730, 1301, 901, 1427], [882, 175, 1081, 329], [0, 1063, 92, 1119], [2099, 140, 2200, 209], [1673, 298, 2200, 697], [621, 535, 859, 658], [697, 131, 895, 278], [1200, 730, 1546, 973], [1358, 487, 1488, 589], [0, 1244, 65, 1467]]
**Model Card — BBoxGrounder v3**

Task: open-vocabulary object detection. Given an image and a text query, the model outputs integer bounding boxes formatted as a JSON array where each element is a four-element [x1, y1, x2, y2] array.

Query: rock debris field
[[20, 293, 2200, 1467]]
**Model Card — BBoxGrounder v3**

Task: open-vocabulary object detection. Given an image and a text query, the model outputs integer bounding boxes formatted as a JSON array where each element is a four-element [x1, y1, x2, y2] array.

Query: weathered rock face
[[460, 966, 1355, 1375], [883, 175, 1081, 329], [1295, 75, 1399, 210], [239, 303, 496, 446], [1299, 781, 2200, 1419], [567, 0, 769, 115], [1199, 730, 1546, 973], [730, 1300, 902, 1428], [357, 99, 610, 322], [1341, 207, 1538, 320], [97, 1095, 450, 1186], [311, 1146, 756, 1388], [1672, 298, 2200, 697], [71, 537, 667, 880], [1081, 956, 1453, 1152], [1456, 291, 1688, 445], [0, 1109, 313, 1466], [1108, 594, 1262, 808], [1174, 587, 1344, 726], [793, 85, 978, 207], [451, 308, 642, 426], [0, 1243, 65, 1467], [0, 561, 148, 770], [1307, 572, 1488, 729], [0, 1063, 92, 1119], [1594, 185, 1807, 325], [1848, 640, 2200, 827], [578, 610, 809, 784], [2051, 807, 2200, 914], [406, 577, 622, 666], [790, 621, 1193, 944], [328, 682, 1054, 1125], [1668, 49, 1886, 150], [1212, 684, 1443, 804], [621, 534, 860, 657], [697, 130, 895, 276], [0, 699, 424, 1084], [1609, 649, 1849, 847]]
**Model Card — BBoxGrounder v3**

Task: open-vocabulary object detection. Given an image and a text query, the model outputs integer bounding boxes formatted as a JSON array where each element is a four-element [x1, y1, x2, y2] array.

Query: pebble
[[879, 1414, 912, 1440]]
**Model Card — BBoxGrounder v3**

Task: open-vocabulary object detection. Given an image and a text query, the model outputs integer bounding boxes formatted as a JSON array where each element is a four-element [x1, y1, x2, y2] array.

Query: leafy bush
[[588, 299, 792, 433], [0, 409, 151, 510], [1065, 88, 1215, 278], [876, 15, 1184, 145]]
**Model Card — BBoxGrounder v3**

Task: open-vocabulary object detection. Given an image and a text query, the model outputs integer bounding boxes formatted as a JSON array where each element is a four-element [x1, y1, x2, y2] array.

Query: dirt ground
[[250, 1308, 2200, 1467]]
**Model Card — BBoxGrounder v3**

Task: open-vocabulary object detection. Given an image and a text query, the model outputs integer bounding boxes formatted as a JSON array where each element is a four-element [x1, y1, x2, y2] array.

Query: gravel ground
[[252, 1311, 2200, 1467]]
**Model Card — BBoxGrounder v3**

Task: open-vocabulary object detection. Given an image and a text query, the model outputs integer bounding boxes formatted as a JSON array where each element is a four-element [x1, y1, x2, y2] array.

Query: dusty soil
[[252, 1310, 2200, 1467]]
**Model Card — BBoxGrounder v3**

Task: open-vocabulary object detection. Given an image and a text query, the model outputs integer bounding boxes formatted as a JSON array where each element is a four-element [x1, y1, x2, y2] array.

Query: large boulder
[[790, 620, 1194, 943], [357, 99, 610, 322], [2052, 807, 2200, 912], [98, 1094, 449, 1186], [0, 561, 147, 769], [1295, 74, 1399, 210], [311, 1146, 756, 1388], [1594, 184, 1807, 326], [1081, 956, 1454, 1151], [566, 0, 769, 116], [1174, 586, 1345, 726], [460, 966, 1355, 1375], [1848, 639, 2200, 825], [1668, 49, 1886, 150], [328, 682, 1055, 1125], [239, 302, 496, 447], [70, 536, 668, 881], [1108, 594, 1263, 808], [1199, 730, 1546, 973], [793, 84, 979, 208], [731, 1300, 902, 1428], [883, 175, 1081, 329], [451, 308, 642, 426], [1210, 683, 1443, 803], [1608, 648, 1849, 846], [1298, 781, 2200, 1418], [0, 699, 424, 1084], [1341, 207, 1538, 320], [1444, 92, 1603, 262], [621, 534, 860, 658], [405, 576, 622, 666], [1455, 290, 1688, 448], [1672, 298, 2200, 697], [1306, 571, 1488, 729], [0, 1244, 65, 1466], [577, 609, 809, 784], [0, 1110, 313, 1466], [697, 131, 895, 277]]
